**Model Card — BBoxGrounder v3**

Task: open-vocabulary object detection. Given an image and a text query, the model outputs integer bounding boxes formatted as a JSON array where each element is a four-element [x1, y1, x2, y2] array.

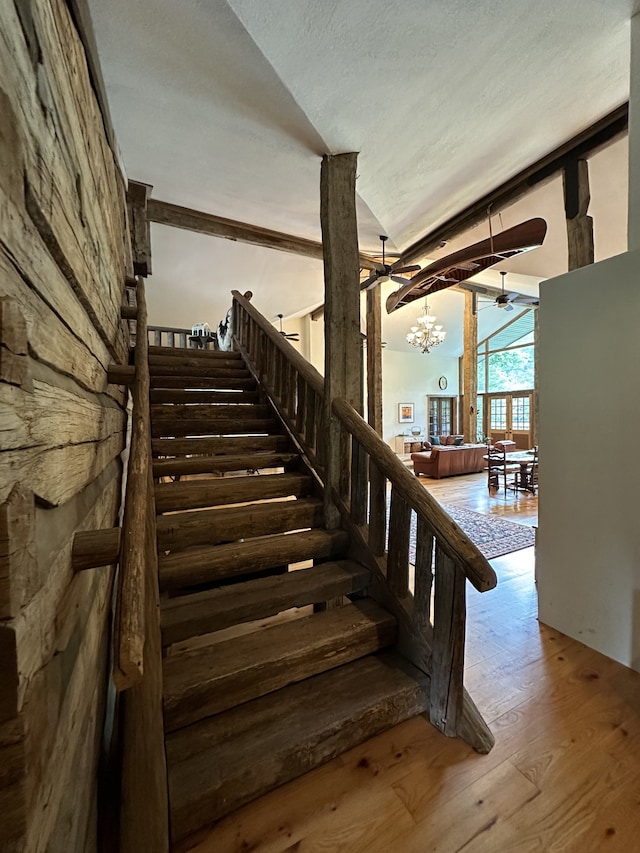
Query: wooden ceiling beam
[[146, 198, 383, 271], [400, 103, 628, 267]]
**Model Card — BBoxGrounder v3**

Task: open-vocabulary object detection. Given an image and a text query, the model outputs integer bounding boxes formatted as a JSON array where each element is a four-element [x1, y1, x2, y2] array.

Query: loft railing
[[232, 289, 498, 752]]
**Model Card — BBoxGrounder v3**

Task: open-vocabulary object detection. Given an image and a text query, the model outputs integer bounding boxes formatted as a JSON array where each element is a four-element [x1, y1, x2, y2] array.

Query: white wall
[[381, 349, 459, 445], [629, 12, 640, 251], [537, 249, 640, 671]]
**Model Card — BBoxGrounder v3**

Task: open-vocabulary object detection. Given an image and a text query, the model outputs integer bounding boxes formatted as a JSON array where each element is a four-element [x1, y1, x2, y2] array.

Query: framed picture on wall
[[398, 403, 414, 423]]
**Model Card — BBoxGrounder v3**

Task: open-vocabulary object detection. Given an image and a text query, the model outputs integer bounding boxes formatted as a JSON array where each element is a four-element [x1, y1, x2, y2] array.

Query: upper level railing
[[232, 289, 497, 751]]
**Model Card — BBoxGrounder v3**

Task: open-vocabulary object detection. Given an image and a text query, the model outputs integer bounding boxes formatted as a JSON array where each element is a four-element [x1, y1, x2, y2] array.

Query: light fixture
[[406, 300, 446, 353]]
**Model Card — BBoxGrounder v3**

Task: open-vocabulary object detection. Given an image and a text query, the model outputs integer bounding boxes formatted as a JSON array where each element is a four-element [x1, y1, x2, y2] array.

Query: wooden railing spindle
[[414, 516, 435, 631], [350, 438, 368, 526], [368, 461, 386, 556], [386, 489, 411, 597]]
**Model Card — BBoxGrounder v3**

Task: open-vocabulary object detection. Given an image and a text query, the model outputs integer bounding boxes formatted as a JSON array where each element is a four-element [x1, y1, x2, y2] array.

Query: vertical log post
[[462, 290, 478, 443], [127, 181, 153, 277], [430, 548, 466, 737], [366, 284, 383, 435], [320, 152, 362, 527], [563, 158, 594, 271]]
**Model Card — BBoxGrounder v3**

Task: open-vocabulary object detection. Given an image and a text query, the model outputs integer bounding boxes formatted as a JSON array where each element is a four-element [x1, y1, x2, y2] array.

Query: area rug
[[409, 503, 535, 562]]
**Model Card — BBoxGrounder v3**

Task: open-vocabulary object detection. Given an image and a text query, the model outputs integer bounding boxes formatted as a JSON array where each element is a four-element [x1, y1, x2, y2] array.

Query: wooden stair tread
[[155, 471, 313, 513], [152, 451, 297, 478], [148, 354, 243, 370], [166, 650, 431, 842], [158, 528, 349, 592], [152, 435, 288, 456], [156, 497, 324, 552], [149, 376, 256, 389], [161, 560, 370, 645], [163, 598, 396, 731], [148, 345, 243, 361], [151, 417, 278, 438]]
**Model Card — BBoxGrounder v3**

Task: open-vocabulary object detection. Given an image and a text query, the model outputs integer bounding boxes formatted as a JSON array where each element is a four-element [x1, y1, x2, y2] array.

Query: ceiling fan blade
[[361, 271, 381, 290], [390, 275, 411, 286], [507, 292, 521, 301], [392, 264, 421, 274], [504, 303, 514, 312], [513, 295, 539, 304]]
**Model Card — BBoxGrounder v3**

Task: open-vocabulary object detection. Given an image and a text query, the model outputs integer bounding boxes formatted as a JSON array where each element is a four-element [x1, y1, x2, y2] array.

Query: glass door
[[428, 396, 456, 438], [487, 392, 532, 449]]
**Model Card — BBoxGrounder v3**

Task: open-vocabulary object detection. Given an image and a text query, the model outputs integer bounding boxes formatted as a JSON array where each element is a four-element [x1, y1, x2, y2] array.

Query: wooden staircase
[[148, 345, 433, 846]]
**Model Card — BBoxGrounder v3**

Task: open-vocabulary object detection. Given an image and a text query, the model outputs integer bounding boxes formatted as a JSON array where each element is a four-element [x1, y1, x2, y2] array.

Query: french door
[[487, 392, 533, 449], [428, 396, 456, 437]]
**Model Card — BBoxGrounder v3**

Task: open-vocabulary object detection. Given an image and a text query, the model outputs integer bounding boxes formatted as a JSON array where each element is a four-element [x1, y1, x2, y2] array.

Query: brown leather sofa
[[411, 444, 487, 479]]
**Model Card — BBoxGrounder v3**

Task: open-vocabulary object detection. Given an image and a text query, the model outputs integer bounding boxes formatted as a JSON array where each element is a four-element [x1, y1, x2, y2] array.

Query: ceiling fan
[[276, 313, 300, 341], [493, 271, 539, 311], [472, 271, 539, 312], [360, 235, 421, 290]]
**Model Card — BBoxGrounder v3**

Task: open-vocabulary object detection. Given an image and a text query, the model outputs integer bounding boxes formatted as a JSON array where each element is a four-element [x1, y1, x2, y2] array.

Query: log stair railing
[[231, 289, 498, 749], [75, 287, 497, 851]]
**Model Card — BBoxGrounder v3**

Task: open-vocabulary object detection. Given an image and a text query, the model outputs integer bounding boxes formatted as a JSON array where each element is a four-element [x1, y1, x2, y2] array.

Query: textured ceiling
[[88, 0, 633, 352]]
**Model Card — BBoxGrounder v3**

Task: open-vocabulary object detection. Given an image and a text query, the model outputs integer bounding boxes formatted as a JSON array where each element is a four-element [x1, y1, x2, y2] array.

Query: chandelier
[[406, 301, 446, 353]]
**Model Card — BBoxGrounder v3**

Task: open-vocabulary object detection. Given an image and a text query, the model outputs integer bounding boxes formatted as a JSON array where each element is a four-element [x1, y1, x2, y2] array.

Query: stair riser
[[151, 404, 270, 421], [163, 603, 396, 731], [155, 473, 313, 514], [148, 355, 243, 370], [153, 452, 297, 478], [160, 562, 368, 646], [149, 365, 251, 379], [159, 529, 349, 592], [157, 499, 323, 552], [151, 418, 277, 438], [152, 436, 288, 456]]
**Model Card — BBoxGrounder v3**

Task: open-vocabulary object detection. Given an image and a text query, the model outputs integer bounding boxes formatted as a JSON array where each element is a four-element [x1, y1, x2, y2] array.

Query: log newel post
[[563, 158, 594, 271], [462, 290, 478, 443], [127, 181, 153, 277], [320, 152, 362, 528]]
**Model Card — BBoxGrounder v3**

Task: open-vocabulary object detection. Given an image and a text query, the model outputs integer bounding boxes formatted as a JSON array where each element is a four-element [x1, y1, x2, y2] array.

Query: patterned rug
[[409, 503, 536, 562]]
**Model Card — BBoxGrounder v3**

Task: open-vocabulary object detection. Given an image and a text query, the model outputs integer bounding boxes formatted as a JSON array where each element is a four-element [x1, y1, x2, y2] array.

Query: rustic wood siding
[[0, 1, 129, 850]]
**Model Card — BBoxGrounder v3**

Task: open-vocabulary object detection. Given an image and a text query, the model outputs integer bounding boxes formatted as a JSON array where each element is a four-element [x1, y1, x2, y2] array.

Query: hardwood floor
[[179, 472, 640, 853]]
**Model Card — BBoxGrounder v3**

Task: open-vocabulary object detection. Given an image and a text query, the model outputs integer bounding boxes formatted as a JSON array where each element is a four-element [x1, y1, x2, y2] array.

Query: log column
[[462, 290, 478, 443], [366, 285, 383, 436], [563, 158, 594, 270], [127, 180, 153, 277], [320, 153, 362, 528]]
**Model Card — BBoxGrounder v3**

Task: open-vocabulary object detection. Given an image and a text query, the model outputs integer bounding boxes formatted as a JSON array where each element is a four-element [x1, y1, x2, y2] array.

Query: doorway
[[486, 392, 533, 449]]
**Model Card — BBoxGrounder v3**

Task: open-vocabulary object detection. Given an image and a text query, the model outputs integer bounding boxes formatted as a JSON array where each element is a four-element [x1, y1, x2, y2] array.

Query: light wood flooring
[[180, 472, 640, 853]]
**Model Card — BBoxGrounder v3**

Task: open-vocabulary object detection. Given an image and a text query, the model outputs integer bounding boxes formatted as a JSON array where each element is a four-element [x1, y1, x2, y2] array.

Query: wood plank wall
[[0, 1, 129, 850]]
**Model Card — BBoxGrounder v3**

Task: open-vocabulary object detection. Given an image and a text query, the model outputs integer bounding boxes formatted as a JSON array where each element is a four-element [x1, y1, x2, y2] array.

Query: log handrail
[[113, 277, 152, 689], [231, 290, 324, 396], [232, 289, 497, 751]]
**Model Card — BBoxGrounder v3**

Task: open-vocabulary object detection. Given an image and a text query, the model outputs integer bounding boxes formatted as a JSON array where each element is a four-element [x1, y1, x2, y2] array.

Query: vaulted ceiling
[[88, 0, 634, 353]]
